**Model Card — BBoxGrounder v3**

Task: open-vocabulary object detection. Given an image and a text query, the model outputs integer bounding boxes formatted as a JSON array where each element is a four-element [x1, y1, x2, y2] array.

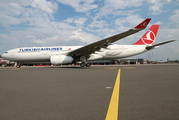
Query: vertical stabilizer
[[133, 25, 160, 45]]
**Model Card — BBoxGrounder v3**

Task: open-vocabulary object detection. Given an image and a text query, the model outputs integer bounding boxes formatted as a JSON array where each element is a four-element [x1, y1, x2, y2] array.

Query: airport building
[[90, 58, 147, 65], [0, 57, 178, 67]]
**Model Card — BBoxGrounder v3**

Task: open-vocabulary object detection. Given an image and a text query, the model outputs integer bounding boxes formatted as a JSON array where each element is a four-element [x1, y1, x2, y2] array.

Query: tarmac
[[0, 64, 179, 120]]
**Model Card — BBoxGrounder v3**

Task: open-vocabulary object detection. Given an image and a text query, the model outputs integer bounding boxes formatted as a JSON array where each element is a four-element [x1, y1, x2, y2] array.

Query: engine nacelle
[[50, 55, 73, 65]]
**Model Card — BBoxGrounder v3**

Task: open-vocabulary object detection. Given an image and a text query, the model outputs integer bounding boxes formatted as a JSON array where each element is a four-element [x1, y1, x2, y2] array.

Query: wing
[[146, 40, 176, 50], [68, 18, 151, 59]]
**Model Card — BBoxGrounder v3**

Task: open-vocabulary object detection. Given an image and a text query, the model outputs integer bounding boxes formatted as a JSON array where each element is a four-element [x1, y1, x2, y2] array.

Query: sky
[[0, 0, 179, 61]]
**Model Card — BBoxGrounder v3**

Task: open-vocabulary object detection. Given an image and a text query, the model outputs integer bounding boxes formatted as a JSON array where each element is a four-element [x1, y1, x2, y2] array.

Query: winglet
[[134, 18, 151, 29]]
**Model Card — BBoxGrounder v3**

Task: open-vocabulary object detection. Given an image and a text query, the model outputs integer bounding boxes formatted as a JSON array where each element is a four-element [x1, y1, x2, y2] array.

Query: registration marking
[[105, 69, 121, 120]]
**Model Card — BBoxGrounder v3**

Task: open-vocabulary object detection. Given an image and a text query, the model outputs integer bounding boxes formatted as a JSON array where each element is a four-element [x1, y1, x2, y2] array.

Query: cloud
[[0, 2, 22, 27], [104, 0, 143, 10], [70, 29, 100, 43], [88, 20, 108, 28], [33, 36, 60, 45], [56, 0, 98, 12], [0, 13, 21, 27], [0, 2, 21, 16], [148, 0, 163, 15], [31, 28, 99, 46], [0, 15, 100, 49], [148, 0, 172, 15], [115, 15, 144, 28], [94, 0, 143, 19], [31, 0, 58, 14], [0, 0, 58, 27], [0, 0, 33, 6], [112, 9, 140, 16], [64, 17, 87, 25], [170, 9, 179, 28]]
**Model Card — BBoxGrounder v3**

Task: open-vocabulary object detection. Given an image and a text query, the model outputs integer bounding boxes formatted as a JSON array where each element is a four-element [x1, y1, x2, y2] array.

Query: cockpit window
[[5, 52, 8, 54]]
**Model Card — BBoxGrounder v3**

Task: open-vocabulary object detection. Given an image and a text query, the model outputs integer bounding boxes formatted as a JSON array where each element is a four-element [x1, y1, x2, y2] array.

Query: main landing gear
[[80, 63, 91, 67], [79, 56, 91, 67]]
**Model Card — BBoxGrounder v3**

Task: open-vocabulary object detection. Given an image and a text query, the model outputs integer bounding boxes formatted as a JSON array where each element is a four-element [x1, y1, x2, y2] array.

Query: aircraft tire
[[86, 63, 91, 67], [17, 65, 21, 68], [80, 63, 85, 67]]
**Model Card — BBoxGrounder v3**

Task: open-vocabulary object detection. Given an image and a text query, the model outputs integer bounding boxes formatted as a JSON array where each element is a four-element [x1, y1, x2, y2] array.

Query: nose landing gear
[[16, 62, 21, 68]]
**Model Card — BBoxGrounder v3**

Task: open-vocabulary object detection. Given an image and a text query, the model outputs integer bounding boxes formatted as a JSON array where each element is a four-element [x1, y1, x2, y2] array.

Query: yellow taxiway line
[[105, 69, 121, 120], [0, 68, 20, 70], [122, 67, 136, 69], [105, 67, 118, 69]]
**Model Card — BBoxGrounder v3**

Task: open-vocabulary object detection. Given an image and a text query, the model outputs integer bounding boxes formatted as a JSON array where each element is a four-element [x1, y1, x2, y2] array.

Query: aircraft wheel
[[80, 63, 85, 67], [17, 65, 21, 68], [86, 63, 91, 67]]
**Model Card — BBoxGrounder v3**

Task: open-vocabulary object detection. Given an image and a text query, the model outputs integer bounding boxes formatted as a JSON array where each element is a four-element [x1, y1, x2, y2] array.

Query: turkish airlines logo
[[141, 22, 147, 28], [142, 30, 155, 45]]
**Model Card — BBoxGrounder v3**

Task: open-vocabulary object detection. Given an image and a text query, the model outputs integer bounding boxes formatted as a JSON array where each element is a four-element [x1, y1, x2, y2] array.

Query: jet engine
[[50, 55, 73, 65]]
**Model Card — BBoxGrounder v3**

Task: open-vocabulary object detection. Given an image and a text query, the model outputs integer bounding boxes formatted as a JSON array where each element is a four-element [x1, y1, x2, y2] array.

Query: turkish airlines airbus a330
[[1, 18, 176, 67]]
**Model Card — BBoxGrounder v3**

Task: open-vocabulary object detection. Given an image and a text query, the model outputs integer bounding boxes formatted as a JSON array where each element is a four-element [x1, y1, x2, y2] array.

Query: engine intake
[[50, 55, 73, 65]]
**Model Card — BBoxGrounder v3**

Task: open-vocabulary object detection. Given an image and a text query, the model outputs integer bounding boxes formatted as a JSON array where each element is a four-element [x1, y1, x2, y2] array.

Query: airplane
[[1, 18, 176, 68]]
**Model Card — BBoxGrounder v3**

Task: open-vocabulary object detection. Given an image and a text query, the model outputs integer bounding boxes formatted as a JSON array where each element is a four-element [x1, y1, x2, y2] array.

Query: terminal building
[[90, 58, 147, 65]]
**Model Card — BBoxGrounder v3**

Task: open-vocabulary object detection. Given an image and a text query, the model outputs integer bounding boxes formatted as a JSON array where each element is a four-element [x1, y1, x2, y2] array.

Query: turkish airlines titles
[[19, 47, 71, 52]]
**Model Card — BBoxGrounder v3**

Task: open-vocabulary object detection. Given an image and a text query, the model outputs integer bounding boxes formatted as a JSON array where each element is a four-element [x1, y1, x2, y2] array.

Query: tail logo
[[142, 30, 155, 45], [141, 22, 147, 28]]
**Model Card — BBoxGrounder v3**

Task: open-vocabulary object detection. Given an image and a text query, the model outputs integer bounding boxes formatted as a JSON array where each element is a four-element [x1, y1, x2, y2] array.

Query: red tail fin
[[133, 25, 160, 45]]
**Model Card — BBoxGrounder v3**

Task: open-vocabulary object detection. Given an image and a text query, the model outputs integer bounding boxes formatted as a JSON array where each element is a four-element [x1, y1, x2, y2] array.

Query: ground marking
[[0, 68, 20, 70], [105, 87, 112, 89], [122, 67, 136, 69], [105, 67, 118, 69], [105, 69, 121, 120]]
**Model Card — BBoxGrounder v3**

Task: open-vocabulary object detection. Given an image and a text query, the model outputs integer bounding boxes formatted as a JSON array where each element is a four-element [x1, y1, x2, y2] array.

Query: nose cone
[[1, 53, 8, 59], [1, 53, 5, 58]]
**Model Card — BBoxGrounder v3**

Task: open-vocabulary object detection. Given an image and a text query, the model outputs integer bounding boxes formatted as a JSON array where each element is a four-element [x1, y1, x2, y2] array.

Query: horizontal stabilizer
[[146, 40, 176, 50]]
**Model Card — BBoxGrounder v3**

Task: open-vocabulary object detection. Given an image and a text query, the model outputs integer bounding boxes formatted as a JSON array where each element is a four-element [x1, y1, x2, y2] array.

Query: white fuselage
[[2, 44, 147, 62]]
